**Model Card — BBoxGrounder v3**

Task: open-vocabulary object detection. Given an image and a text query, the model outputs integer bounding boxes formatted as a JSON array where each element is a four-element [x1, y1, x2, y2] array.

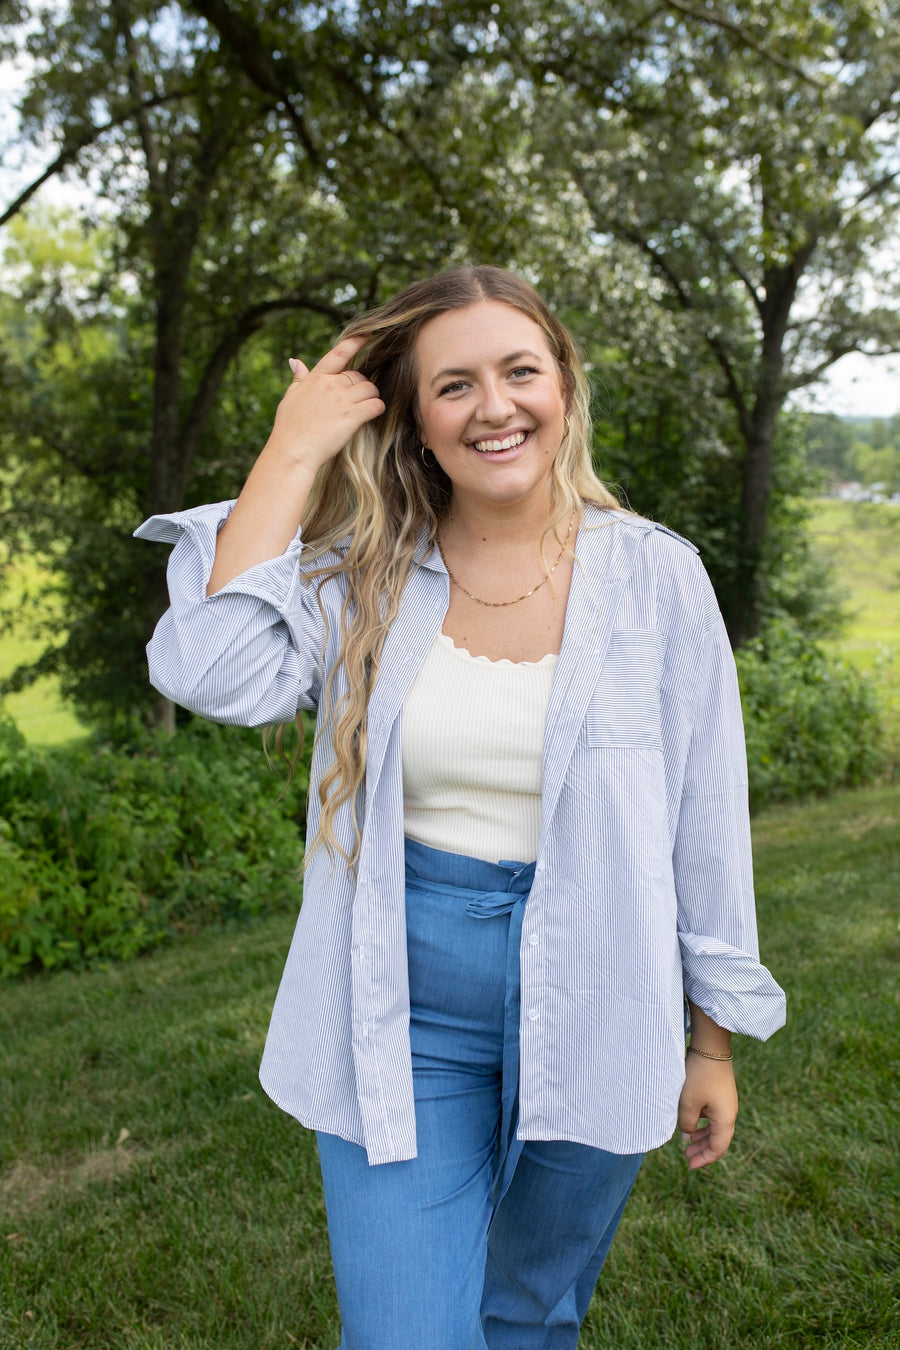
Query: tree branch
[[0, 92, 179, 226], [111, 0, 163, 194], [191, 0, 463, 215], [697, 225, 764, 317], [175, 287, 348, 495], [660, 0, 825, 88], [189, 0, 322, 165], [621, 225, 752, 438], [786, 338, 900, 392], [850, 166, 900, 212], [784, 348, 859, 391]]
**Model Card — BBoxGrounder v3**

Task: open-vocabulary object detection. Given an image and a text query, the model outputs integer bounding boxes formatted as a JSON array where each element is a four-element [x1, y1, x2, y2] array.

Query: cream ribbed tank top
[[401, 631, 557, 864]]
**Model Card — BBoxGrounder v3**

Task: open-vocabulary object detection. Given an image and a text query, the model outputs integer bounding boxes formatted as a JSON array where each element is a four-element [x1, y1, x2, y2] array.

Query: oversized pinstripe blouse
[[136, 500, 786, 1164]]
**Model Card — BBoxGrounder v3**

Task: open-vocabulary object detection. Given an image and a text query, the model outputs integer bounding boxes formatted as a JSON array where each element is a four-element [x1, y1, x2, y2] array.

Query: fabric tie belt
[[465, 858, 537, 1203]]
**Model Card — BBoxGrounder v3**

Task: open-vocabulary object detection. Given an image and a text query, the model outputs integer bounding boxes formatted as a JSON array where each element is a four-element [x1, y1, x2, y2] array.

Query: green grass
[[2, 783, 898, 1349], [0, 557, 86, 746], [809, 499, 900, 668]]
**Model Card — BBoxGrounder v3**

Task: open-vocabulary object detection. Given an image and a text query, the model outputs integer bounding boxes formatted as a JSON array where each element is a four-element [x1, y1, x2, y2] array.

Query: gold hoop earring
[[420, 444, 436, 468]]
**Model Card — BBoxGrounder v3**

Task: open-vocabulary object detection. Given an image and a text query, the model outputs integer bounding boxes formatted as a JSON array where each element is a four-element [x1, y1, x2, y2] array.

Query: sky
[[2, 57, 899, 421], [790, 352, 900, 420]]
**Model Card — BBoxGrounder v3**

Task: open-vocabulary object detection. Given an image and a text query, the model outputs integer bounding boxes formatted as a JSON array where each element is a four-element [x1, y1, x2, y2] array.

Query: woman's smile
[[470, 429, 530, 455]]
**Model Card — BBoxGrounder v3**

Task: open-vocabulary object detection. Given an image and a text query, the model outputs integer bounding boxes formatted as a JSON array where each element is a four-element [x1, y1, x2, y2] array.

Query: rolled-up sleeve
[[134, 500, 325, 725], [671, 572, 786, 1041]]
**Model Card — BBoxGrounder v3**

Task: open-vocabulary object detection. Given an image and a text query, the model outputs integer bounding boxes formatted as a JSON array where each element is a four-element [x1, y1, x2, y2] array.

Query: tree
[[486, 0, 900, 641], [850, 439, 900, 494]]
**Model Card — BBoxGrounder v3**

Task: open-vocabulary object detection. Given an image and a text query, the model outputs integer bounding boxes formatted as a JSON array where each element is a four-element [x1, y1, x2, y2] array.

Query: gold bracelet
[[687, 1045, 733, 1062]]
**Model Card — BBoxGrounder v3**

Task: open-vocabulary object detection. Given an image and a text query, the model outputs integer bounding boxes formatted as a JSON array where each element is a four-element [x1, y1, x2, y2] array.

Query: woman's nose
[[475, 377, 516, 422]]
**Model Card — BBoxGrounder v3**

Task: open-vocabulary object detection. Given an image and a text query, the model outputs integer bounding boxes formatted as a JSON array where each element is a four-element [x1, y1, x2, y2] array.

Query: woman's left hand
[[677, 1054, 739, 1169]]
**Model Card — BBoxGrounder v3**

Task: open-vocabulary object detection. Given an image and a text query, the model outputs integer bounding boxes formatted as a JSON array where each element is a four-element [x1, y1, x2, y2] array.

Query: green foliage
[[850, 438, 900, 495], [799, 412, 859, 483], [737, 624, 887, 811], [807, 498, 900, 671], [0, 714, 311, 978]]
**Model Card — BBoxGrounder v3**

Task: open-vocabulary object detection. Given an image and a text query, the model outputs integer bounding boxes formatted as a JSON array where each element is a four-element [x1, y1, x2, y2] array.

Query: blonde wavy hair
[[293, 265, 620, 870]]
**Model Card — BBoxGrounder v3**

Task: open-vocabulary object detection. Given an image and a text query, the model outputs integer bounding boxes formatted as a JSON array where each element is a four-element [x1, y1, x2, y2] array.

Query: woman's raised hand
[[206, 334, 384, 594], [266, 334, 385, 474]]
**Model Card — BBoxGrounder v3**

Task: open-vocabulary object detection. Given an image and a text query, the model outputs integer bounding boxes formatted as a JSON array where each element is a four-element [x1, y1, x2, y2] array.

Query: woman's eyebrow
[[429, 349, 544, 387]]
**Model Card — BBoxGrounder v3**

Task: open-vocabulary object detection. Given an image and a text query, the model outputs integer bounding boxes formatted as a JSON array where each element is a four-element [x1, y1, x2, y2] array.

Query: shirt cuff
[[679, 931, 786, 1041], [134, 500, 305, 608]]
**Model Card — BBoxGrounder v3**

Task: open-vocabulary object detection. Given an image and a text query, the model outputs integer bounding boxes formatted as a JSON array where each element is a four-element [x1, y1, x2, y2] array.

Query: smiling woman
[[135, 265, 785, 1350]]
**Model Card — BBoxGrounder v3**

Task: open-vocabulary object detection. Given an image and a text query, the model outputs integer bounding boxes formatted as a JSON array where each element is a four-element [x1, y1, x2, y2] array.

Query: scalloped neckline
[[437, 631, 558, 668]]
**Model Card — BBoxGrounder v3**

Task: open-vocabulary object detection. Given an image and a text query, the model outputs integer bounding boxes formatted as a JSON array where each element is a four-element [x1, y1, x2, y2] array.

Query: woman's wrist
[[686, 1000, 733, 1060], [687, 1044, 733, 1062]]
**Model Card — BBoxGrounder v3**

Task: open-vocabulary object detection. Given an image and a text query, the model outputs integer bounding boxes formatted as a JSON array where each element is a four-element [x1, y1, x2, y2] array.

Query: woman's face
[[414, 300, 567, 513]]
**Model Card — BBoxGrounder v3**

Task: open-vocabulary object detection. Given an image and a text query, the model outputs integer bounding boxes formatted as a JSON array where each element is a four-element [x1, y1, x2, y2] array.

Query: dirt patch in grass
[[1, 1135, 138, 1217]]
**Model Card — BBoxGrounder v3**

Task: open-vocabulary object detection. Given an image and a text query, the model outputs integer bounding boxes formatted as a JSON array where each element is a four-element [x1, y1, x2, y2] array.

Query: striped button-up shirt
[[136, 501, 786, 1163]]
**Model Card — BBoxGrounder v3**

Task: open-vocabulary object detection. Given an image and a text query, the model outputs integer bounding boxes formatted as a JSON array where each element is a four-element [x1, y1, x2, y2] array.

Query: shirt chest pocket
[[583, 629, 664, 748]]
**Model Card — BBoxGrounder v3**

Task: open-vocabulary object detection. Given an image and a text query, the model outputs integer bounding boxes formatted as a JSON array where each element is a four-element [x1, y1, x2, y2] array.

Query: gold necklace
[[436, 511, 575, 608]]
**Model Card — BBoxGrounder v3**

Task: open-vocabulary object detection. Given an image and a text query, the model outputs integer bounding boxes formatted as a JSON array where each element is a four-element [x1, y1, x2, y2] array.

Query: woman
[[136, 266, 785, 1349]]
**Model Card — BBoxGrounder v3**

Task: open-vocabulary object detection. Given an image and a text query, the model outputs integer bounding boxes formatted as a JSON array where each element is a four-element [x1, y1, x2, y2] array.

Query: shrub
[[0, 714, 312, 978], [736, 624, 887, 811]]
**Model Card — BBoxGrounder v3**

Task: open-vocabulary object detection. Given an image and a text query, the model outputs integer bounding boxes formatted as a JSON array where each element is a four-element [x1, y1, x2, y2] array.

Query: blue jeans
[[317, 841, 643, 1350]]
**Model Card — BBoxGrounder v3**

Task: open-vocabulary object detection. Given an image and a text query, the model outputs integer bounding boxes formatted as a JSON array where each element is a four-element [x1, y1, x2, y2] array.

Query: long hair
[[297, 266, 620, 869]]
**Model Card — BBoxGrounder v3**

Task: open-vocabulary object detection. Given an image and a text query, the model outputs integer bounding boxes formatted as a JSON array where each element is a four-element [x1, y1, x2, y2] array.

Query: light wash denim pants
[[317, 840, 643, 1350]]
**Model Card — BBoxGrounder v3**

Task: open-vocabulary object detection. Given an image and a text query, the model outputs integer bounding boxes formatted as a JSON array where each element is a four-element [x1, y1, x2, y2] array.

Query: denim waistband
[[404, 837, 535, 896]]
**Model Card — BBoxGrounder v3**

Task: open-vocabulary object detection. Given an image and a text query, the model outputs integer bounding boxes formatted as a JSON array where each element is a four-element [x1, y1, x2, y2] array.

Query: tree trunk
[[151, 690, 176, 735], [724, 254, 802, 647], [728, 411, 777, 648]]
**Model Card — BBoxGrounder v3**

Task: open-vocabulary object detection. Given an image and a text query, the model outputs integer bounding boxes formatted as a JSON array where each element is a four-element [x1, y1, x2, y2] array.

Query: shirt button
[[528, 934, 539, 946], [535, 859, 546, 874], [527, 1008, 540, 1021]]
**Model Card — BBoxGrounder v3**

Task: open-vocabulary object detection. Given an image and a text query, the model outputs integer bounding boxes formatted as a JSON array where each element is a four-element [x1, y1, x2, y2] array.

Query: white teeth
[[472, 431, 527, 453]]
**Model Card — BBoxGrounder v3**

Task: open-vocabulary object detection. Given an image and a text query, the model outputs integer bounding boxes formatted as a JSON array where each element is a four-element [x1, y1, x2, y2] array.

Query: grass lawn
[[809, 499, 900, 667], [0, 557, 86, 746], [2, 783, 898, 1349]]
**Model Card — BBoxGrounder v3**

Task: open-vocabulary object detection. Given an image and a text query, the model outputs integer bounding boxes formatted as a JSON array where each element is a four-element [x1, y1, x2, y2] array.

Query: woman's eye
[[510, 366, 539, 379], [438, 380, 468, 396]]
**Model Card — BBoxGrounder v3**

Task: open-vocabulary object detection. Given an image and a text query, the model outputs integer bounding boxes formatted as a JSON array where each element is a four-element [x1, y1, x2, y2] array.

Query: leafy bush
[[0, 714, 311, 978], [737, 624, 887, 811]]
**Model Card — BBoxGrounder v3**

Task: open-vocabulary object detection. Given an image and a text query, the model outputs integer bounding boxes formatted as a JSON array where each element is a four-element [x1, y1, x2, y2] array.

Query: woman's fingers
[[312, 332, 371, 375], [681, 1118, 735, 1169], [287, 334, 378, 403], [286, 356, 378, 404]]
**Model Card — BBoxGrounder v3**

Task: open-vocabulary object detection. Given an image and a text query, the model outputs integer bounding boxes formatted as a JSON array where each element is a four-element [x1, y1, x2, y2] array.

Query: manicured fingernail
[[288, 357, 300, 374]]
